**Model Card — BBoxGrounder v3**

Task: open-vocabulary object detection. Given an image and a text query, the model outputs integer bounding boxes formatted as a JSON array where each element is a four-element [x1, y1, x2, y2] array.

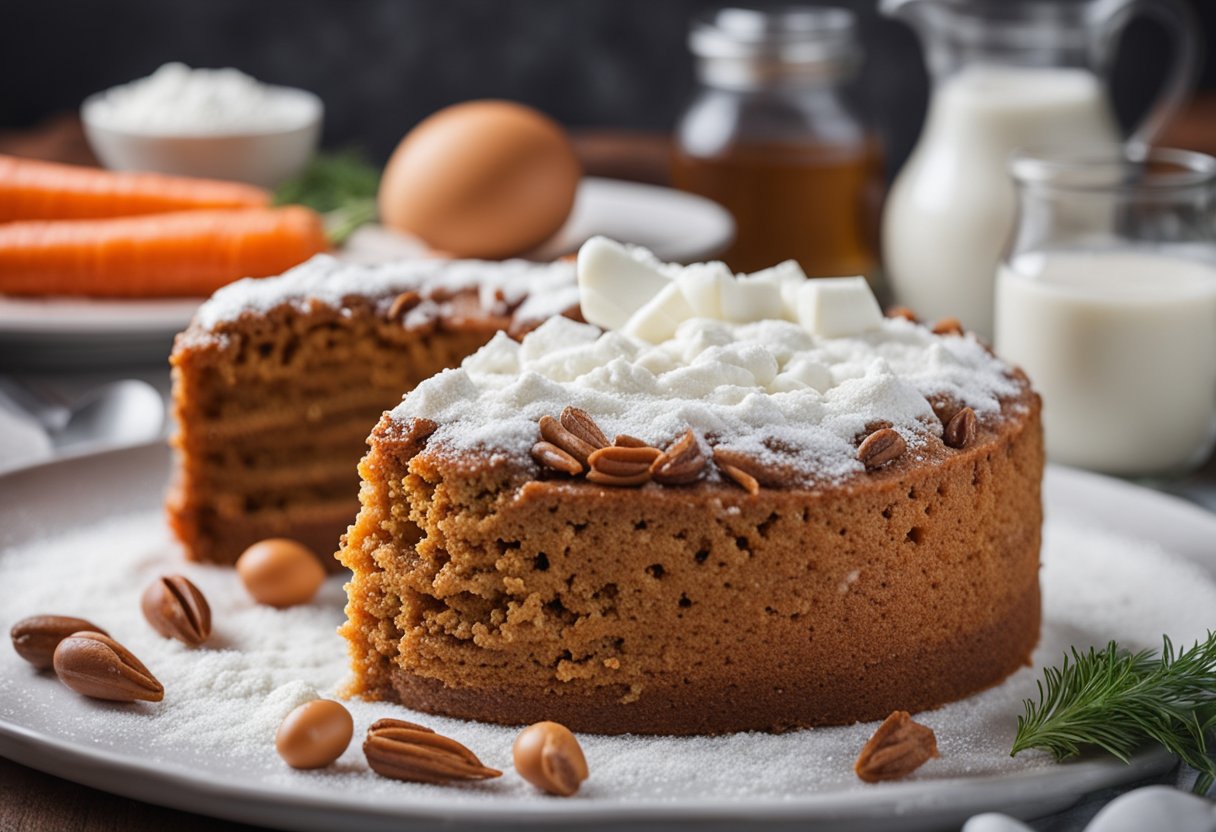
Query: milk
[[884, 66, 1120, 339], [995, 250, 1216, 475]]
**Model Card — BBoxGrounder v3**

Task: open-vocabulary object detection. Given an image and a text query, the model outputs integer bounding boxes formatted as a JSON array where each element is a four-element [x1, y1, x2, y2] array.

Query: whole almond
[[857, 428, 906, 470], [539, 414, 596, 464], [10, 615, 108, 670], [531, 441, 583, 476], [651, 430, 707, 486], [559, 406, 609, 451], [886, 306, 919, 323], [614, 434, 649, 448], [141, 575, 211, 646], [513, 721, 589, 797], [943, 406, 977, 450], [53, 631, 163, 703], [854, 710, 939, 783], [364, 718, 501, 784]]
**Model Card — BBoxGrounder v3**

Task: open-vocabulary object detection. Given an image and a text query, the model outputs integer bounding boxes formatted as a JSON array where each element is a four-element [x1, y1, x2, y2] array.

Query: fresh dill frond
[[1011, 632, 1216, 794], [275, 150, 381, 245]]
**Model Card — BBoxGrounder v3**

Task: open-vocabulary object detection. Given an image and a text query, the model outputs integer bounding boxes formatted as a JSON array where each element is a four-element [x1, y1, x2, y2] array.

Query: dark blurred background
[[1, 0, 1213, 175]]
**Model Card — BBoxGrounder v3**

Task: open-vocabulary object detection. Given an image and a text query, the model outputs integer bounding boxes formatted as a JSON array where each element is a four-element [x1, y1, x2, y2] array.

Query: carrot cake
[[338, 237, 1043, 735], [168, 254, 579, 566]]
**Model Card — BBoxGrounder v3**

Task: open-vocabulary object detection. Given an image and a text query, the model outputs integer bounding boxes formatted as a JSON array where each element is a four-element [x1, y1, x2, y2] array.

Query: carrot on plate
[[0, 206, 328, 298], [0, 154, 270, 222]]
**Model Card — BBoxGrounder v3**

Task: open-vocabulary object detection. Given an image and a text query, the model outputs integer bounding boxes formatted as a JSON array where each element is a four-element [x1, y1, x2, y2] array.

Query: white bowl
[[81, 86, 323, 188]]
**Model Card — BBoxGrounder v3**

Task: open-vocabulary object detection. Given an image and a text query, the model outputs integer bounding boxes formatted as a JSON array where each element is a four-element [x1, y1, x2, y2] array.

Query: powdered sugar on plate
[[395, 314, 1023, 483], [1, 511, 1210, 806]]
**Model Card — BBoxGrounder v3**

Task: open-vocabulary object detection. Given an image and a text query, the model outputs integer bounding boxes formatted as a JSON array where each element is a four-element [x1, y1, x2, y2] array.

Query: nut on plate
[[854, 710, 939, 783], [513, 721, 589, 796], [10, 615, 108, 670], [364, 718, 501, 784], [52, 631, 163, 703], [275, 699, 354, 769], [236, 538, 326, 608], [141, 575, 211, 646]]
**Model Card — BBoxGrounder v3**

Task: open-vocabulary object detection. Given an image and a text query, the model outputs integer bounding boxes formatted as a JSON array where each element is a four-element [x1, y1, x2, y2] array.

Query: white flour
[[85, 63, 316, 135], [1, 513, 1212, 805]]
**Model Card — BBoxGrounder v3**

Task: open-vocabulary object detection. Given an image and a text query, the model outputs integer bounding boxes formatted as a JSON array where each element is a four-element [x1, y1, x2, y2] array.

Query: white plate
[[0, 178, 733, 369], [1, 448, 1211, 832]]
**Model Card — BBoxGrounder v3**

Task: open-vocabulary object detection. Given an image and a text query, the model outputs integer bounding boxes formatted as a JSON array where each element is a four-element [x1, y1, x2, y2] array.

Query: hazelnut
[[236, 539, 326, 608], [275, 699, 353, 770], [512, 721, 588, 796]]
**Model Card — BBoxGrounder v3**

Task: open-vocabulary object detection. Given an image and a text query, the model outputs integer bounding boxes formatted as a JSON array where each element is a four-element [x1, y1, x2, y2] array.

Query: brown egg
[[378, 100, 581, 259], [236, 538, 326, 608], [275, 699, 354, 769]]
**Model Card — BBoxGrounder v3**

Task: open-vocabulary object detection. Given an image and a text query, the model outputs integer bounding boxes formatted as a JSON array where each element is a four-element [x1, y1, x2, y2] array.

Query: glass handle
[[1090, 0, 1201, 149]]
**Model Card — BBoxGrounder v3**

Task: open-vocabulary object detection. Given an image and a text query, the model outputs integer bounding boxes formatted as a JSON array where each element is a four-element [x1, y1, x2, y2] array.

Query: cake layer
[[339, 388, 1042, 734], [170, 254, 579, 566]]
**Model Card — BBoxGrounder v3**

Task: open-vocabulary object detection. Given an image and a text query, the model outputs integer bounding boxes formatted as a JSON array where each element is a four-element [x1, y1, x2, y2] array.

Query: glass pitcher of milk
[[881, 0, 1199, 340], [995, 146, 1216, 477]]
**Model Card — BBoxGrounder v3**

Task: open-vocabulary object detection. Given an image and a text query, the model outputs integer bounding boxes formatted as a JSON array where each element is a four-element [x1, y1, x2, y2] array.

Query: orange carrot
[[0, 155, 270, 222], [0, 206, 328, 298]]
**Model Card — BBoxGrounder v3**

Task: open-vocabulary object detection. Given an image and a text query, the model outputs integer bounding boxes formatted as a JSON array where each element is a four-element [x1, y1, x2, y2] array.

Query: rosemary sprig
[[1011, 632, 1216, 794]]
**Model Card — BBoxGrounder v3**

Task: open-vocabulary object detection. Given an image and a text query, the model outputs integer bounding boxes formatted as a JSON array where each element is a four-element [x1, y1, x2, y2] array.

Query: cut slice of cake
[[168, 254, 578, 566], [337, 239, 1043, 735]]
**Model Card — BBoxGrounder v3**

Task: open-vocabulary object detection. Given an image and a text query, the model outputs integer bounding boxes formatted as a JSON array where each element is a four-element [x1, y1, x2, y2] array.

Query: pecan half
[[141, 575, 211, 646], [854, 710, 939, 783], [943, 406, 977, 449], [931, 317, 964, 336], [364, 718, 501, 784], [531, 441, 583, 476], [387, 290, 422, 320], [539, 415, 596, 464], [53, 632, 164, 703], [560, 406, 609, 451], [857, 428, 906, 470], [614, 433, 649, 448], [885, 306, 919, 323], [588, 445, 661, 476], [586, 445, 660, 486], [651, 430, 707, 486], [715, 462, 753, 493], [10, 615, 108, 670]]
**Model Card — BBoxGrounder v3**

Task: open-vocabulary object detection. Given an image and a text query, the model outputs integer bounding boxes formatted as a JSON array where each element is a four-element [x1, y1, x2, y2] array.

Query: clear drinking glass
[[994, 146, 1216, 476]]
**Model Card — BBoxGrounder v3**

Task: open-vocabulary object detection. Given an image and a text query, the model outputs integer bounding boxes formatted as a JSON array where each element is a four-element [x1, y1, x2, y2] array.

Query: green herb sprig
[[1011, 632, 1216, 794], [275, 150, 381, 246]]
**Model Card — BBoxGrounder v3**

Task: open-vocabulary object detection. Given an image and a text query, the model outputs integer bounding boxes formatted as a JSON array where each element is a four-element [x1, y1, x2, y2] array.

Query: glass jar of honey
[[672, 6, 882, 280]]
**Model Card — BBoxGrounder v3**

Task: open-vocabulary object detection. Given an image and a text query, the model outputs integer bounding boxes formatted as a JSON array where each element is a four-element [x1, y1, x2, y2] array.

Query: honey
[[672, 138, 882, 277]]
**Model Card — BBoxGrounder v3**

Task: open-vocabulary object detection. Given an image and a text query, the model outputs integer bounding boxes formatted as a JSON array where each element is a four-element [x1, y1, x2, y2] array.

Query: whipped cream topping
[[395, 294, 1024, 483], [188, 253, 579, 338]]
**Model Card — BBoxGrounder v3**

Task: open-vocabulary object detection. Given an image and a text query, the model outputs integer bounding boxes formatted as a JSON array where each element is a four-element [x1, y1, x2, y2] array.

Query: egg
[[378, 100, 581, 259]]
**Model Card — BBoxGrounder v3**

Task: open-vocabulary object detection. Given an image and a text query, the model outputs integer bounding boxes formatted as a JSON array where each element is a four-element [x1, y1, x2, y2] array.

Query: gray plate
[[2, 444, 1210, 832]]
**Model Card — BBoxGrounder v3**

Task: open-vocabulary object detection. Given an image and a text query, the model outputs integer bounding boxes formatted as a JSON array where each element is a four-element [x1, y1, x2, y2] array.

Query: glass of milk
[[880, 0, 1200, 340], [995, 146, 1216, 477]]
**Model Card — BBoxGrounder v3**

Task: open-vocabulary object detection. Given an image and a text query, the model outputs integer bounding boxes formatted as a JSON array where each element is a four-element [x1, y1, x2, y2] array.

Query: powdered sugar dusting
[[189, 254, 578, 335], [394, 314, 1023, 483], [0, 512, 1208, 808]]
